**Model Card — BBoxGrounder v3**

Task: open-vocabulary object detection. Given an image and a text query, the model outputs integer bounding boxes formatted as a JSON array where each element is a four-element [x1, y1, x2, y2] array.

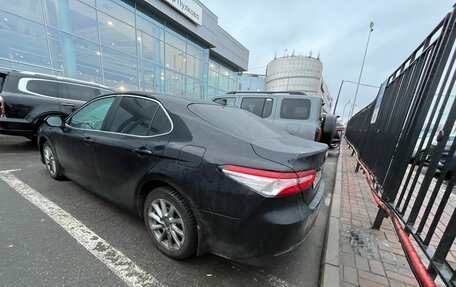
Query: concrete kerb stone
[[320, 149, 342, 287]]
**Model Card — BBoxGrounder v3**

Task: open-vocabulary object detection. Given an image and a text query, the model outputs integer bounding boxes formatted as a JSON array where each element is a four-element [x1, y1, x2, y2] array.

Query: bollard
[[354, 162, 360, 173]]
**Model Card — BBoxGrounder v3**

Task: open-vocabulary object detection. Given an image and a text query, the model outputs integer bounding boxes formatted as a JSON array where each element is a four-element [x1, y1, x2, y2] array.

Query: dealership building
[[0, 0, 249, 99]]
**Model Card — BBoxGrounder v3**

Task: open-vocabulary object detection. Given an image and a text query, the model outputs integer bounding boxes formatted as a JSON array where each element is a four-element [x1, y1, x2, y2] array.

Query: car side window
[[149, 106, 172, 136], [280, 98, 311, 120], [240, 97, 273, 118], [263, 98, 273, 118], [26, 80, 58, 98], [63, 83, 101, 102], [107, 97, 171, 136], [68, 97, 114, 130]]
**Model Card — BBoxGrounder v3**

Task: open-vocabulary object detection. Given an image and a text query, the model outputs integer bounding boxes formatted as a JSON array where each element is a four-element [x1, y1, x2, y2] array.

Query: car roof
[[7, 70, 113, 90], [103, 91, 213, 106], [219, 90, 322, 100], [226, 90, 306, 95]]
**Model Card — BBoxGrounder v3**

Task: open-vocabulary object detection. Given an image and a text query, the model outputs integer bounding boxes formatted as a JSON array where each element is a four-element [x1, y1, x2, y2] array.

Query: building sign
[[370, 80, 387, 124], [162, 0, 202, 25]]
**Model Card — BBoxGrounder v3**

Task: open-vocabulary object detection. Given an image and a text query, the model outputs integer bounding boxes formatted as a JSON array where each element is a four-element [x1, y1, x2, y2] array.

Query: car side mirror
[[214, 98, 227, 106], [46, 115, 64, 128]]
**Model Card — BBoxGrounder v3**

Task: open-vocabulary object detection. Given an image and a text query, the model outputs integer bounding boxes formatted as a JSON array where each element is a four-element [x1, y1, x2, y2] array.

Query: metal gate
[[346, 5, 456, 286]]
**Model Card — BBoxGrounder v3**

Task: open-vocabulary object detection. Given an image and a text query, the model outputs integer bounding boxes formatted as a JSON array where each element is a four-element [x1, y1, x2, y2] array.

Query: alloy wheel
[[147, 198, 185, 251], [43, 145, 56, 176]]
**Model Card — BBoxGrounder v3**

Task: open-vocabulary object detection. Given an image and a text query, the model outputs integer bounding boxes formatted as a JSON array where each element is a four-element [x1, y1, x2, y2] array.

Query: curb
[[320, 148, 342, 287]]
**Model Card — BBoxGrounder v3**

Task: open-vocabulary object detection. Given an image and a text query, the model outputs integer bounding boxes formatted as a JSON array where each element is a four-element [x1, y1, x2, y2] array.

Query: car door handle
[[61, 103, 75, 107], [84, 137, 95, 144], [133, 147, 154, 156]]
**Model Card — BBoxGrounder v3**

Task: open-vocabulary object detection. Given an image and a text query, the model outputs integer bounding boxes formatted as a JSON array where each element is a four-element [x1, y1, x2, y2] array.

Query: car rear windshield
[[188, 103, 282, 140]]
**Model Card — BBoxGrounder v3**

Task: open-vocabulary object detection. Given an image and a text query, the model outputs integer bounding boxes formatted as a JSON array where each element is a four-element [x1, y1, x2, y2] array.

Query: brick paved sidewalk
[[339, 142, 418, 287]]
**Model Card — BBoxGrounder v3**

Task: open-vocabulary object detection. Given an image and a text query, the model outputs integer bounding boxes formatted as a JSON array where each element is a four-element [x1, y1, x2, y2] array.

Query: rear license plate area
[[313, 170, 322, 189]]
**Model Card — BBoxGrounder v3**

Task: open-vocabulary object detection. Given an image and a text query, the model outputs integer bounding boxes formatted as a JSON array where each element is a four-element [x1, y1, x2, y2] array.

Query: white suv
[[213, 91, 337, 146]]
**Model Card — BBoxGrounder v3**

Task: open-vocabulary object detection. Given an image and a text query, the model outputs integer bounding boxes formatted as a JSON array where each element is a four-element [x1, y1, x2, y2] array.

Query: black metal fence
[[346, 6, 456, 286]]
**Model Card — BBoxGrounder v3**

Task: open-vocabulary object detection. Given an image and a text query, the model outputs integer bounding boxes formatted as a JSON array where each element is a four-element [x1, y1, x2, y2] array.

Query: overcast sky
[[204, 1, 455, 118]]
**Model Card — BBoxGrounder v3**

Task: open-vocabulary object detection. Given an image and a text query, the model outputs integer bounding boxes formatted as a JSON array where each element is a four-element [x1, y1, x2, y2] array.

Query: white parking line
[[324, 193, 332, 207], [266, 274, 294, 287], [0, 169, 163, 287]]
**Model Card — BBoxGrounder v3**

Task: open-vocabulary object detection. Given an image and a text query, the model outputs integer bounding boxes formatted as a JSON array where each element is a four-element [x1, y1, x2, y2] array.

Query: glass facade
[[208, 58, 238, 97], [237, 74, 266, 91], [0, 0, 239, 99]]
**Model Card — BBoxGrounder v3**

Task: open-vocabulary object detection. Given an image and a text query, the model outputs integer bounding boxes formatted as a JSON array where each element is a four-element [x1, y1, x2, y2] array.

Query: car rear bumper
[[0, 118, 34, 138], [200, 180, 326, 264]]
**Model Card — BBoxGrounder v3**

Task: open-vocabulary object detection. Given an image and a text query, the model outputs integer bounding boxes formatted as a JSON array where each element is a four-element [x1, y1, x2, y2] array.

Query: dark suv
[[0, 70, 113, 140]]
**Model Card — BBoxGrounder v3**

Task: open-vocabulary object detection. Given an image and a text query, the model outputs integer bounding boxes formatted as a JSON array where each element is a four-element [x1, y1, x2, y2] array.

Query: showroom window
[[98, 12, 136, 56], [45, 0, 98, 42], [1, 0, 44, 23], [97, 0, 135, 26], [102, 47, 138, 90], [139, 60, 164, 93], [47, 28, 102, 83], [137, 31, 164, 65], [0, 11, 50, 68]]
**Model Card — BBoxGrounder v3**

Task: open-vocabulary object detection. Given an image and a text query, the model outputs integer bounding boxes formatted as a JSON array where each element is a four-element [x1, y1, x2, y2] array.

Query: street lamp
[[349, 21, 374, 119], [341, 100, 351, 124], [332, 80, 345, 114], [332, 79, 379, 114]]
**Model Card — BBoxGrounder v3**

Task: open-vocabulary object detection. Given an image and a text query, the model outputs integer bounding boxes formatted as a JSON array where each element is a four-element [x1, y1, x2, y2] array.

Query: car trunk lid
[[250, 136, 327, 203]]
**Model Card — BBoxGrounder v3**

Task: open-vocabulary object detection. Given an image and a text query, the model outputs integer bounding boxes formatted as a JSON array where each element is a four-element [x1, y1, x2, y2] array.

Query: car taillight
[[0, 96, 4, 118], [221, 165, 316, 198], [315, 127, 322, 142]]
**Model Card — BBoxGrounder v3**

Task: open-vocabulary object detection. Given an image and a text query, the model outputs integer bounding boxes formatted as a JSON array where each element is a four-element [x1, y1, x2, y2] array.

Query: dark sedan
[[37, 92, 328, 264]]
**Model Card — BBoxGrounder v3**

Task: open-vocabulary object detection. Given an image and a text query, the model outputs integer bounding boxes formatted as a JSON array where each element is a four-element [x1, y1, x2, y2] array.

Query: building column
[[58, 0, 77, 78]]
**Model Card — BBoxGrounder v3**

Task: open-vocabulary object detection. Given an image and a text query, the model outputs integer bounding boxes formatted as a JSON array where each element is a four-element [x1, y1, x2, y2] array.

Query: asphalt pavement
[[0, 135, 338, 287]]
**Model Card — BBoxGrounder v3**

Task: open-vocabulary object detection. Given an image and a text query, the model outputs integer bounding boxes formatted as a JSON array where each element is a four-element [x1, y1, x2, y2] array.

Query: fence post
[[372, 209, 387, 230]]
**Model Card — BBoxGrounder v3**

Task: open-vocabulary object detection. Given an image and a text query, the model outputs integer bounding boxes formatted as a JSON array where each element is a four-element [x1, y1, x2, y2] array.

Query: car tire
[[321, 115, 337, 146], [143, 186, 197, 260], [42, 142, 64, 180]]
